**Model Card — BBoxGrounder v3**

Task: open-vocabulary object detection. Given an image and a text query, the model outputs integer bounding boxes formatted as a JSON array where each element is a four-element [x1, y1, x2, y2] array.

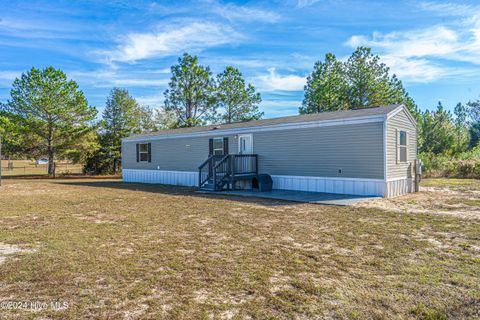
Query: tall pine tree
[[3, 67, 97, 174], [216, 66, 262, 123], [300, 53, 347, 114], [344, 47, 391, 108], [164, 53, 217, 127], [101, 88, 147, 174]]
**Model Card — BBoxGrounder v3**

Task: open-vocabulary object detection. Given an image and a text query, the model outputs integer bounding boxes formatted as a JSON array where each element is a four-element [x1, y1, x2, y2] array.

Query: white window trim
[[212, 137, 224, 155], [237, 134, 253, 154], [397, 129, 408, 163], [138, 143, 149, 162]]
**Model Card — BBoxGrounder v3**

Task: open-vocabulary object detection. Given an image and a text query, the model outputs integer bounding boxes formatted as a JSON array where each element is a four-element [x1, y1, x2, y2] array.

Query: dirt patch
[[269, 273, 294, 293], [0, 243, 35, 265], [355, 183, 480, 220], [76, 211, 126, 224]]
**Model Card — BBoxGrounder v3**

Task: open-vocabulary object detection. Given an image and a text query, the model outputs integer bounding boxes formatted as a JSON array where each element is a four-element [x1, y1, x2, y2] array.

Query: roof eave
[[122, 113, 387, 142]]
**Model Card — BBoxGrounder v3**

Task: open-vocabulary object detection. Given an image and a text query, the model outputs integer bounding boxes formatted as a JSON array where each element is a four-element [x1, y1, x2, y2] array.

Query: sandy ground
[[354, 185, 480, 220], [0, 243, 34, 266]]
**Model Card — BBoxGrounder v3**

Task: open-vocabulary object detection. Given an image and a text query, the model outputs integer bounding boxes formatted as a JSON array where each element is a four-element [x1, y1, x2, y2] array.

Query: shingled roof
[[125, 104, 402, 140]]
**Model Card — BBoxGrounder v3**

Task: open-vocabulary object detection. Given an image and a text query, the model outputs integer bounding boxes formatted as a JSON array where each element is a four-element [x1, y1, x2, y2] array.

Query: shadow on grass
[[54, 180, 298, 207], [2, 174, 121, 180], [53, 180, 373, 207]]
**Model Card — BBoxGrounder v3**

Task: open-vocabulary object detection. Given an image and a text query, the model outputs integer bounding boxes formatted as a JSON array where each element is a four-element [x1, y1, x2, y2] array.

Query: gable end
[[386, 104, 417, 127]]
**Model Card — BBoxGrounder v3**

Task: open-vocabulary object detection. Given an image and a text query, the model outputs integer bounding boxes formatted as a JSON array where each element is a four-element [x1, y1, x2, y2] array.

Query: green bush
[[420, 146, 480, 178]]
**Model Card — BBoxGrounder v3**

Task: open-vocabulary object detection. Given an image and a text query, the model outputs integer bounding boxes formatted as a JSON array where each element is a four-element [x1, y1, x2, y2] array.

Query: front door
[[238, 134, 253, 154]]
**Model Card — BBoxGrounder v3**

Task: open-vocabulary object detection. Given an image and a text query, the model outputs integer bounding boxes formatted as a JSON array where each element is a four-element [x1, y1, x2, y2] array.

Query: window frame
[[397, 130, 408, 163], [138, 143, 149, 162], [212, 137, 224, 156]]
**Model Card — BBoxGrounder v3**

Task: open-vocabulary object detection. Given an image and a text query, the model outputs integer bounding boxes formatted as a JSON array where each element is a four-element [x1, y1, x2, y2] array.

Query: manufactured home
[[122, 104, 418, 198]]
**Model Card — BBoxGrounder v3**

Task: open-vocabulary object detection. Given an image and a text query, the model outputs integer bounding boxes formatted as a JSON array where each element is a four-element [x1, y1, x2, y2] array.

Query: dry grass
[[1, 160, 82, 176], [0, 178, 478, 319], [354, 178, 480, 220]]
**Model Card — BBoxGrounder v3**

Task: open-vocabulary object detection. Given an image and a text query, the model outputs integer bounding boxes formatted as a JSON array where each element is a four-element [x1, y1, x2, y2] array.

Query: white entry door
[[238, 134, 253, 154]]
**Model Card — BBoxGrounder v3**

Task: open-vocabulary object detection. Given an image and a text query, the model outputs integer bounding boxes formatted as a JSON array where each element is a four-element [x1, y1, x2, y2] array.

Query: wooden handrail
[[199, 154, 258, 190], [198, 155, 215, 188], [198, 155, 214, 169], [213, 155, 229, 170]]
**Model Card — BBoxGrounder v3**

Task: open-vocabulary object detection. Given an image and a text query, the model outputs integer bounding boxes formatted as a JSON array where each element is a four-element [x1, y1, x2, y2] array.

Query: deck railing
[[198, 155, 225, 188], [231, 154, 258, 175], [213, 155, 230, 190], [198, 154, 258, 190]]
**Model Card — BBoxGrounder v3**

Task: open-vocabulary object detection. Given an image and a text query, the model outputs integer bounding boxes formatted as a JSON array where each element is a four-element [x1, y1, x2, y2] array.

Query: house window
[[212, 138, 224, 155], [138, 143, 149, 162], [398, 130, 407, 163]]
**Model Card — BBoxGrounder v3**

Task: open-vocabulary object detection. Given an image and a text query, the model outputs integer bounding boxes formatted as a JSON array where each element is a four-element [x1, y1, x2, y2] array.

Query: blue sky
[[1, 0, 480, 118]]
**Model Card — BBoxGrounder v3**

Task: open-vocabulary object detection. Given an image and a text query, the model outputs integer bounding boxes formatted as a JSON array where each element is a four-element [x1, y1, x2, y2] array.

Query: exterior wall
[[123, 121, 384, 179], [253, 122, 384, 179], [385, 108, 418, 197], [122, 134, 238, 171], [121, 119, 387, 197]]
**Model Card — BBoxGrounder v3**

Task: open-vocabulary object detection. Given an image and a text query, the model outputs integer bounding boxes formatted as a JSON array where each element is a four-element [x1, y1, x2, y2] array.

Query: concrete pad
[[198, 189, 378, 206]]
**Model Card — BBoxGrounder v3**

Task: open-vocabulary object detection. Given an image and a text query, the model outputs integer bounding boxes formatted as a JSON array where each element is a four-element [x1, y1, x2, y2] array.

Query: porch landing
[[197, 189, 378, 206]]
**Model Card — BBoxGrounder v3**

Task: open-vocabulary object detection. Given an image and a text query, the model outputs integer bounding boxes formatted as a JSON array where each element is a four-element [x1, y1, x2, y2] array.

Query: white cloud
[[254, 68, 306, 91], [296, 0, 321, 8], [260, 99, 302, 117], [109, 78, 168, 86], [214, 4, 280, 23], [345, 12, 480, 83], [100, 22, 243, 63], [379, 56, 449, 83], [145, 68, 172, 74], [347, 26, 460, 58], [69, 69, 169, 88], [0, 71, 21, 82], [136, 93, 165, 107], [0, 16, 97, 41], [417, 1, 477, 16]]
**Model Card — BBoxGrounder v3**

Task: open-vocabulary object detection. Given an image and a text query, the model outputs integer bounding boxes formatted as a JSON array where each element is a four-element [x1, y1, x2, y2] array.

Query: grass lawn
[[0, 178, 478, 319], [1, 160, 83, 176]]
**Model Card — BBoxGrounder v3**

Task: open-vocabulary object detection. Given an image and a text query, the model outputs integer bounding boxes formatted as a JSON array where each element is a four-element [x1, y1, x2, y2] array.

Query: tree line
[[301, 47, 480, 176], [0, 54, 262, 174], [1, 47, 479, 176]]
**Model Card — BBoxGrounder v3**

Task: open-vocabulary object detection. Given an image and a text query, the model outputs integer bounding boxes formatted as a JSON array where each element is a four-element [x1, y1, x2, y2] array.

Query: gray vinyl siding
[[253, 122, 384, 179], [122, 121, 384, 179], [386, 108, 417, 180], [122, 134, 237, 171]]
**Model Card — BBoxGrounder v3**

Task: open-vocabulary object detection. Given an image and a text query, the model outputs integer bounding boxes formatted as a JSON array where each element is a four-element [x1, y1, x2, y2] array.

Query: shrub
[[420, 146, 480, 178]]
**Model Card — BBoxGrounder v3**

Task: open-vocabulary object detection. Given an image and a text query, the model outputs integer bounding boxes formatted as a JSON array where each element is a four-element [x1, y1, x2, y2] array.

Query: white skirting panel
[[122, 169, 197, 187], [385, 178, 413, 198], [122, 169, 389, 197], [271, 175, 385, 197]]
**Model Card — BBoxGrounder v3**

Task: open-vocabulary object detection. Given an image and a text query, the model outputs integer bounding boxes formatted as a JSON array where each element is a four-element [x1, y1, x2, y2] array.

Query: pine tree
[[216, 66, 262, 123], [101, 88, 144, 173], [300, 53, 347, 114], [344, 47, 391, 108], [4, 67, 97, 174], [164, 53, 217, 127]]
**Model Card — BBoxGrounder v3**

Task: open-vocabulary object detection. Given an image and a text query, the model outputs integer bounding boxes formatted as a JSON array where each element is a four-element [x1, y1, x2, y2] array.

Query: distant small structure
[[36, 158, 49, 165]]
